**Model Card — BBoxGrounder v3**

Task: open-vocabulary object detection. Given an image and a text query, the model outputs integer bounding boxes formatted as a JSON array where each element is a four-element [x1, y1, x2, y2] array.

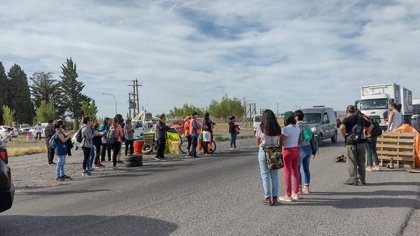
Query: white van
[[300, 106, 338, 144]]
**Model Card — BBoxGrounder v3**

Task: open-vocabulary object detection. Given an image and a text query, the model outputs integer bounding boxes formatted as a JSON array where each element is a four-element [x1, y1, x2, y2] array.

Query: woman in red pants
[[279, 111, 301, 203]]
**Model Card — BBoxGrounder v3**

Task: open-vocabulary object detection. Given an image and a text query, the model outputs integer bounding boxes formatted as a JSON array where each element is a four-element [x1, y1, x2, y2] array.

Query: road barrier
[[377, 132, 416, 169]]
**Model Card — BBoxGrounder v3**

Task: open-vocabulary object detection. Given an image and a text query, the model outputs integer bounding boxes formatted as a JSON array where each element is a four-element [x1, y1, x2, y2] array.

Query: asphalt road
[[1, 138, 420, 236]]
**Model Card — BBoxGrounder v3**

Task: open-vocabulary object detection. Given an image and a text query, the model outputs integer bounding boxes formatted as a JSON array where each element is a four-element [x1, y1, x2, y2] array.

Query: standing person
[[92, 123, 105, 168], [202, 126, 212, 156], [189, 112, 201, 158], [111, 117, 124, 167], [99, 118, 111, 162], [124, 119, 135, 156], [295, 110, 313, 194], [387, 103, 402, 131], [256, 109, 282, 205], [155, 114, 170, 160], [35, 123, 43, 140], [54, 121, 72, 181], [365, 116, 381, 171], [183, 116, 192, 156], [81, 117, 93, 176], [228, 116, 239, 150], [44, 120, 56, 165], [339, 105, 373, 185], [203, 112, 216, 152], [279, 111, 301, 202]]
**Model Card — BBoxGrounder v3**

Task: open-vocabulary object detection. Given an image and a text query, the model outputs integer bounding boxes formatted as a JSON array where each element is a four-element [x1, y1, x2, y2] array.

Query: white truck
[[356, 83, 413, 129], [412, 98, 420, 122]]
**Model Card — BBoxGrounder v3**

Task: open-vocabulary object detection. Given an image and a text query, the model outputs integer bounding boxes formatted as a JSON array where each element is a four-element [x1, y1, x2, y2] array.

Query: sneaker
[[291, 193, 300, 201], [49, 162, 56, 165], [234, 147, 239, 150], [360, 181, 367, 185], [63, 175, 71, 179], [279, 196, 292, 203], [229, 148, 234, 151], [366, 166, 373, 172], [343, 179, 358, 186], [263, 197, 272, 206], [372, 165, 381, 171], [272, 196, 278, 206], [302, 186, 310, 194], [154, 157, 160, 160], [82, 171, 92, 177], [56, 176, 64, 181]]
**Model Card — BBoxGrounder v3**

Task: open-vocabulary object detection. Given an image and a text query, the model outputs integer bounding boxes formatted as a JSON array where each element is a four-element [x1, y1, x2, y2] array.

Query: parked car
[[0, 137, 14, 213], [19, 123, 31, 134], [300, 106, 338, 144], [0, 126, 18, 138]]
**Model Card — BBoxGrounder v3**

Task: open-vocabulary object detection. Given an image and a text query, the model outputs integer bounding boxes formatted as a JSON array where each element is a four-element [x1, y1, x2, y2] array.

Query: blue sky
[[1, 0, 419, 117]]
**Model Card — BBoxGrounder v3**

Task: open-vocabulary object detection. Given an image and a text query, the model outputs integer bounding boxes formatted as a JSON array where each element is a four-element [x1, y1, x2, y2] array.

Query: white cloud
[[0, 0, 419, 117]]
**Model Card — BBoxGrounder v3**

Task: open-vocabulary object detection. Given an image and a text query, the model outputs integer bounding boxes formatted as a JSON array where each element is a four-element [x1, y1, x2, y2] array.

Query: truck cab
[[357, 94, 392, 129]]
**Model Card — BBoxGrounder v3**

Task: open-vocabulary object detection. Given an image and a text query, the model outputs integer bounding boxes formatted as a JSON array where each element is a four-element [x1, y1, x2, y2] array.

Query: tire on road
[[142, 144, 153, 155]]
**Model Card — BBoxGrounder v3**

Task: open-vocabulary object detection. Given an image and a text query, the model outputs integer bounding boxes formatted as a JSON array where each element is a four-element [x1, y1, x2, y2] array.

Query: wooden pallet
[[377, 132, 416, 169]]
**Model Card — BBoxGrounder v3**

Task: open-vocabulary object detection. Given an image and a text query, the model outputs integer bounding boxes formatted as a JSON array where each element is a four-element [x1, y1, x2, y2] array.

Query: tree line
[[0, 58, 97, 128], [167, 95, 244, 119]]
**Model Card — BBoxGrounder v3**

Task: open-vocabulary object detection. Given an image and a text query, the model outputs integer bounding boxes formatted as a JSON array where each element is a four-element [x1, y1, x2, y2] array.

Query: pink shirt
[[255, 127, 280, 145]]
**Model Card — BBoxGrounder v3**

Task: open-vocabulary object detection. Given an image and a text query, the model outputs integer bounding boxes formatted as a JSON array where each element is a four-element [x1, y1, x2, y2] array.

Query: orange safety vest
[[189, 119, 201, 135], [184, 121, 190, 136]]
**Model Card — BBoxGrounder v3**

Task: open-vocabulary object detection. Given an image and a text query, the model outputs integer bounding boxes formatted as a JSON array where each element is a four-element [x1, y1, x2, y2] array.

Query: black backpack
[[371, 118, 382, 138], [76, 128, 84, 143], [346, 116, 364, 145]]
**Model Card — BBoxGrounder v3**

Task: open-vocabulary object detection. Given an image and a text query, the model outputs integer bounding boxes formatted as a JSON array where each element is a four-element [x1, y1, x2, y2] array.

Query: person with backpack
[[124, 119, 135, 156], [93, 122, 105, 168], [279, 111, 301, 203], [99, 118, 111, 162], [155, 114, 170, 160], [255, 109, 282, 206], [81, 117, 94, 176], [110, 116, 124, 167], [228, 116, 239, 150], [339, 105, 373, 185], [364, 115, 381, 171], [295, 110, 313, 194], [54, 121, 72, 181], [45, 120, 56, 165], [183, 116, 192, 156]]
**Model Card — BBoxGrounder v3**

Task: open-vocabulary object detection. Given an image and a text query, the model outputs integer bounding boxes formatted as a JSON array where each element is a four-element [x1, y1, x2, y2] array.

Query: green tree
[[208, 95, 244, 118], [81, 99, 98, 121], [30, 72, 66, 119], [2, 105, 15, 126], [35, 100, 55, 123], [7, 64, 35, 124], [59, 58, 85, 127], [168, 104, 204, 118], [0, 62, 8, 124]]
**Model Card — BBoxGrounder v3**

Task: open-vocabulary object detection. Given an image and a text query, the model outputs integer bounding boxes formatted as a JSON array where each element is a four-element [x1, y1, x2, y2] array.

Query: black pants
[[101, 144, 112, 161], [156, 138, 166, 159], [191, 136, 198, 157], [94, 144, 102, 165], [186, 135, 192, 154], [112, 142, 122, 167], [125, 140, 134, 156], [47, 146, 55, 164], [82, 147, 91, 171], [36, 132, 41, 140], [203, 141, 209, 154]]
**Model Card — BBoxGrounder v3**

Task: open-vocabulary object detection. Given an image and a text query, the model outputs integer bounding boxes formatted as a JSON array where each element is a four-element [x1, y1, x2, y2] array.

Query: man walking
[[155, 114, 170, 160], [339, 105, 373, 185], [44, 120, 56, 164]]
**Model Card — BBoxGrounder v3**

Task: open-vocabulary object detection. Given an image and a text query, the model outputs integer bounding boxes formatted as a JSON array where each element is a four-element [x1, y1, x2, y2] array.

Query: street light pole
[[102, 92, 118, 115]]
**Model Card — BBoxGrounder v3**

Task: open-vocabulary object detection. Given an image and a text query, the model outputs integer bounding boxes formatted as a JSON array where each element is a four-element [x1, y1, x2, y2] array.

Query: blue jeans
[[56, 155, 66, 177], [88, 145, 95, 169], [258, 146, 278, 198], [298, 145, 312, 187], [366, 138, 379, 166], [230, 132, 237, 148]]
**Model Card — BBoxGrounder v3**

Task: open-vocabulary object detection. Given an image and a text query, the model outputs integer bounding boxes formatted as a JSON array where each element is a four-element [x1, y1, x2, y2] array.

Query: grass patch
[[8, 146, 47, 157], [214, 134, 255, 142]]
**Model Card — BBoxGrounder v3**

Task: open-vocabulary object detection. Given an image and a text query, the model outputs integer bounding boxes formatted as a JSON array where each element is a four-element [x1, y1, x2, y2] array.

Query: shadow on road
[[0, 215, 178, 236], [20, 188, 112, 196]]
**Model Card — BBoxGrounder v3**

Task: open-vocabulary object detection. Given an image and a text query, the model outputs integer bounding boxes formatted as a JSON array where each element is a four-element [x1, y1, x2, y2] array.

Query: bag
[[76, 128, 84, 143], [263, 145, 284, 169], [106, 128, 116, 145], [371, 118, 382, 138], [48, 133, 58, 149], [235, 126, 241, 134], [346, 116, 364, 145], [298, 123, 313, 144], [310, 135, 319, 156]]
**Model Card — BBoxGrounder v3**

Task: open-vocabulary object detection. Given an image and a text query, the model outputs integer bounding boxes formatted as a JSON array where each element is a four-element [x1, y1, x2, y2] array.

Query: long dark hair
[[260, 109, 281, 136]]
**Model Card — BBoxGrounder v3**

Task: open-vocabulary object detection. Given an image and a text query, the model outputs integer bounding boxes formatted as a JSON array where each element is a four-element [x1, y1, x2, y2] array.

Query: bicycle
[[179, 137, 216, 154]]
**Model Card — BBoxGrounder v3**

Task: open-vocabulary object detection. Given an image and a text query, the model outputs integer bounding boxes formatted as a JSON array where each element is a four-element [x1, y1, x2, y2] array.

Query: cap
[[283, 111, 295, 120]]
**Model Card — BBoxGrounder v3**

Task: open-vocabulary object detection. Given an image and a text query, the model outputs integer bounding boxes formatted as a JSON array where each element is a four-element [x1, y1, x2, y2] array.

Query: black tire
[[331, 131, 337, 143], [142, 144, 153, 155], [318, 133, 323, 146], [125, 160, 142, 167], [208, 140, 217, 154], [179, 139, 188, 154], [124, 155, 143, 162]]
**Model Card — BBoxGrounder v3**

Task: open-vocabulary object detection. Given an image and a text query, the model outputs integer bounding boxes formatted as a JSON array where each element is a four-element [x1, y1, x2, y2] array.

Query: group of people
[[256, 109, 317, 205], [45, 115, 136, 181]]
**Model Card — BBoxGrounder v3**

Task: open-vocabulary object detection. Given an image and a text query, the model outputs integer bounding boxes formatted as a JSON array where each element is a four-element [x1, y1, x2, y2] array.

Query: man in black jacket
[[44, 120, 56, 164], [155, 114, 170, 160]]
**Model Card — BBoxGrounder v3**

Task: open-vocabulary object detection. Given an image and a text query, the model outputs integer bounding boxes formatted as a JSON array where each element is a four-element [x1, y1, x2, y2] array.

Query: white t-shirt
[[282, 124, 300, 148], [203, 130, 211, 142], [255, 127, 280, 145]]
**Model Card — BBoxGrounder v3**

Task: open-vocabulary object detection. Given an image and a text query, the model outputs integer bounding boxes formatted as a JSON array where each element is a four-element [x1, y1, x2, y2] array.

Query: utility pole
[[128, 79, 142, 119]]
